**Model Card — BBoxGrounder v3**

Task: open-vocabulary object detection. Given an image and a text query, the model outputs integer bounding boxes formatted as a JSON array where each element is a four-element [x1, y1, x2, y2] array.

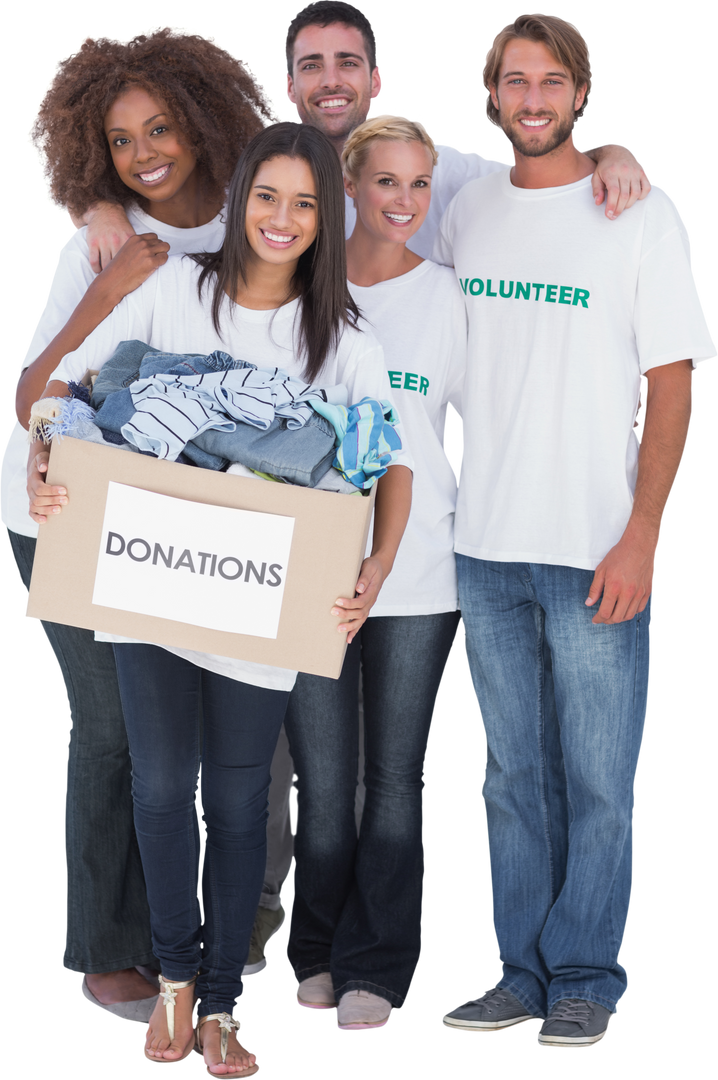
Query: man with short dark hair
[[436, 14, 714, 1046]]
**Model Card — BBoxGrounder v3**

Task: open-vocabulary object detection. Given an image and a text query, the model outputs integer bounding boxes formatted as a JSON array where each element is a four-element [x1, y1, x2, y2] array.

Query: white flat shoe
[[297, 972, 336, 1009], [337, 990, 392, 1029]]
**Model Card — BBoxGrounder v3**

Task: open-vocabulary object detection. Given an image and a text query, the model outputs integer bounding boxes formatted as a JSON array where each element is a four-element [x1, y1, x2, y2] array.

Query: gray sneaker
[[240, 902, 285, 980], [443, 987, 534, 1030], [538, 999, 612, 1046]]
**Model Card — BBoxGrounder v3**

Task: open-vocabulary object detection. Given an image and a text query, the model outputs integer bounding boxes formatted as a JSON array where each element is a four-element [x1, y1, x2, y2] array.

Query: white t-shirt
[[433, 169, 715, 571], [345, 145, 504, 258], [1, 204, 226, 537], [348, 261, 466, 616], [50, 255, 409, 691], [3, 144, 498, 534]]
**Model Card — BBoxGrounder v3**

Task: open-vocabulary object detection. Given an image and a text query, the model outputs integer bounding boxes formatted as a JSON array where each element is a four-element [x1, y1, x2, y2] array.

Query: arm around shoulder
[[81, 201, 137, 273]]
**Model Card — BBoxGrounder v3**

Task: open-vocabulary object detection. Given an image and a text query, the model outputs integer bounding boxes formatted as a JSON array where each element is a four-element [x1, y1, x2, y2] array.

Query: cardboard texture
[[27, 437, 375, 678]]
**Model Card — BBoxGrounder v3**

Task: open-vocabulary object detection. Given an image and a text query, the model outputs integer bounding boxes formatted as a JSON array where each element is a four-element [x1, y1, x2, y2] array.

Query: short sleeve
[[432, 197, 457, 268], [635, 193, 715, 373], [51, 275, 157, 384], [434, 146, 505, 193], [444, 294, 468, 416], [22, 231, 96, 369]]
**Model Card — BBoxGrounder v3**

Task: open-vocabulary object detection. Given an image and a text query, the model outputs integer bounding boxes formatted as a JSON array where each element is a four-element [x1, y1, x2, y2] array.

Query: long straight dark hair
[[193, 122, 359, 383]]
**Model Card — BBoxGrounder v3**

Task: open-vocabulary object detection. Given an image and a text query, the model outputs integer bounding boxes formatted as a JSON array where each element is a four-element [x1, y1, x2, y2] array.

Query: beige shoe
[[334, 989, 393, 1032], [297, 972, 336, 1009], [144, 975, 196, 1063], [195, 1013, 259, 1076]]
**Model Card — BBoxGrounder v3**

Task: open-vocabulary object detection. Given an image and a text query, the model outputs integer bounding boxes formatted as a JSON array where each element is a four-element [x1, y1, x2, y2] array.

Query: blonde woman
[[283, 117, 465, 1028]]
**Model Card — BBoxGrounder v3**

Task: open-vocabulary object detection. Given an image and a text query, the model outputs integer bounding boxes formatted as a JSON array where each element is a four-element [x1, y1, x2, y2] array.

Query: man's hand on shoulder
[[82, 202, 137, 273], [587, 145, 651, 220]]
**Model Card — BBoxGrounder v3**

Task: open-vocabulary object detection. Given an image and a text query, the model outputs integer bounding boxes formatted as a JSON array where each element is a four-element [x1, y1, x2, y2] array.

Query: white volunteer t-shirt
[[1, 204, 226, 537], [345, 145, 504, 257], [348, 260, 466, 616], [50, 256, 409, 690], [433, 169, 715, 571]]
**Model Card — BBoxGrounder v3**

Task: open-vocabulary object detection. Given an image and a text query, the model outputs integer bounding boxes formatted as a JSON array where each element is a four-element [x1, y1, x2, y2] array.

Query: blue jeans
[[93, 341, 337, 483], [90, 340, 224, 408], [8, 530, 156, 973], [284, 611, 460, 1006], [113, 644, 288, 1015], [456, 555, 651, 1016]]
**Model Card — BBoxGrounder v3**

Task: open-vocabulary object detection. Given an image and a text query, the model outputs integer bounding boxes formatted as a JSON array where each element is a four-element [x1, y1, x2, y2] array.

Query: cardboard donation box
[[27, 437, 375, 678]]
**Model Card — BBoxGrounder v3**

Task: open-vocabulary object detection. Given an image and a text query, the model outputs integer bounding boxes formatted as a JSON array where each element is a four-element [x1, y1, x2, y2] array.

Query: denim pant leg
[[331, 612, 460, 1006], [114, 644, 288, 1014], [260, 725, 295, 910], [284, 642, 362, 980], [457, 555, 649, 1017], [534, 563, 650, 1012], [8, 529, 155, 974]]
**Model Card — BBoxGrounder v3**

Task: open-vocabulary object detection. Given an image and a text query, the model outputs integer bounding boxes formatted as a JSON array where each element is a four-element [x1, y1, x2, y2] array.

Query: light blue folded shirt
[[311, 397, 403, 489]]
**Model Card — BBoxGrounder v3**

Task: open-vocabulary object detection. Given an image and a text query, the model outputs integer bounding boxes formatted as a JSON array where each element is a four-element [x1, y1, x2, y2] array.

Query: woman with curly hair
[[2, 28, 272, 1022], [16, 27, 273, 424]]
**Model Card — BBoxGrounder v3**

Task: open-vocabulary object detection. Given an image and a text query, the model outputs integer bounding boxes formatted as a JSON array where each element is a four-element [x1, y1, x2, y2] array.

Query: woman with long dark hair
[[30, 121, 412, 1074]]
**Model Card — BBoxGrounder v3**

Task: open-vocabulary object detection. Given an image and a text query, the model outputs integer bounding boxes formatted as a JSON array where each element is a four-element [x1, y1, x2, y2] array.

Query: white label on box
[[92, 482, 295, 639]]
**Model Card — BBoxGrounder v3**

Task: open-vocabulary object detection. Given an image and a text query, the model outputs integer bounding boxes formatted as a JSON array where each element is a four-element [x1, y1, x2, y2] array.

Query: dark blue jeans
[[113, 644, 288, 1015], [284, 611, 460, 1006], [8, 529, 155, 973]]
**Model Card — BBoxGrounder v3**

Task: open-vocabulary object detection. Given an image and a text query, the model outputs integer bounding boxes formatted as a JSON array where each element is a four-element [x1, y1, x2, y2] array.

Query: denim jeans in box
[[93, 341, 337, 485]]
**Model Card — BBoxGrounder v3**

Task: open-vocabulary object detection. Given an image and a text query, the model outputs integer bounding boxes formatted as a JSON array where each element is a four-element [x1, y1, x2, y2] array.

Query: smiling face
[[491, 39, 586, 158], [287, 22, 380, 149], [244, 155, 319, 268], [345, 139, 433, 244], [104, 86, 199, 204]]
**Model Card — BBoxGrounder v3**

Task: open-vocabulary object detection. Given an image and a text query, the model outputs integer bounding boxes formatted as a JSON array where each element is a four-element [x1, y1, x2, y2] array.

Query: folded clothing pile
[[31, 340, 402, 491]]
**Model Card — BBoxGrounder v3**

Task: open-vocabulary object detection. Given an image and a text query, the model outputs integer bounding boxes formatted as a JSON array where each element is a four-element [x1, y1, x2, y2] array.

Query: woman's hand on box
[[331, 465, 412, 642], [331, 554, 389, 644], [27, 445, 67, 524]]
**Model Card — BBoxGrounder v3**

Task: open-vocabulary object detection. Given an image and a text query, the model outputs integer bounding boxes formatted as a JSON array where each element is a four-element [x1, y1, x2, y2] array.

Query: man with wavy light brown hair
[[483, 12, 592, 130], [437, 13, 714, 1047]]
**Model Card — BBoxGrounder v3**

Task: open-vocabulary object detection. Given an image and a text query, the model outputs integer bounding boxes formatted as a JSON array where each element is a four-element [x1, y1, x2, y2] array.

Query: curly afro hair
[[33, 28, 275, 214]]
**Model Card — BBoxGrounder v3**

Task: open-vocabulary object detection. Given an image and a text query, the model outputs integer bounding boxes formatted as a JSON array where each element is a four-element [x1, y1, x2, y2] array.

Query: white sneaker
[[337, 990, 392, 1029], [297, 972, 336, 1009]]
